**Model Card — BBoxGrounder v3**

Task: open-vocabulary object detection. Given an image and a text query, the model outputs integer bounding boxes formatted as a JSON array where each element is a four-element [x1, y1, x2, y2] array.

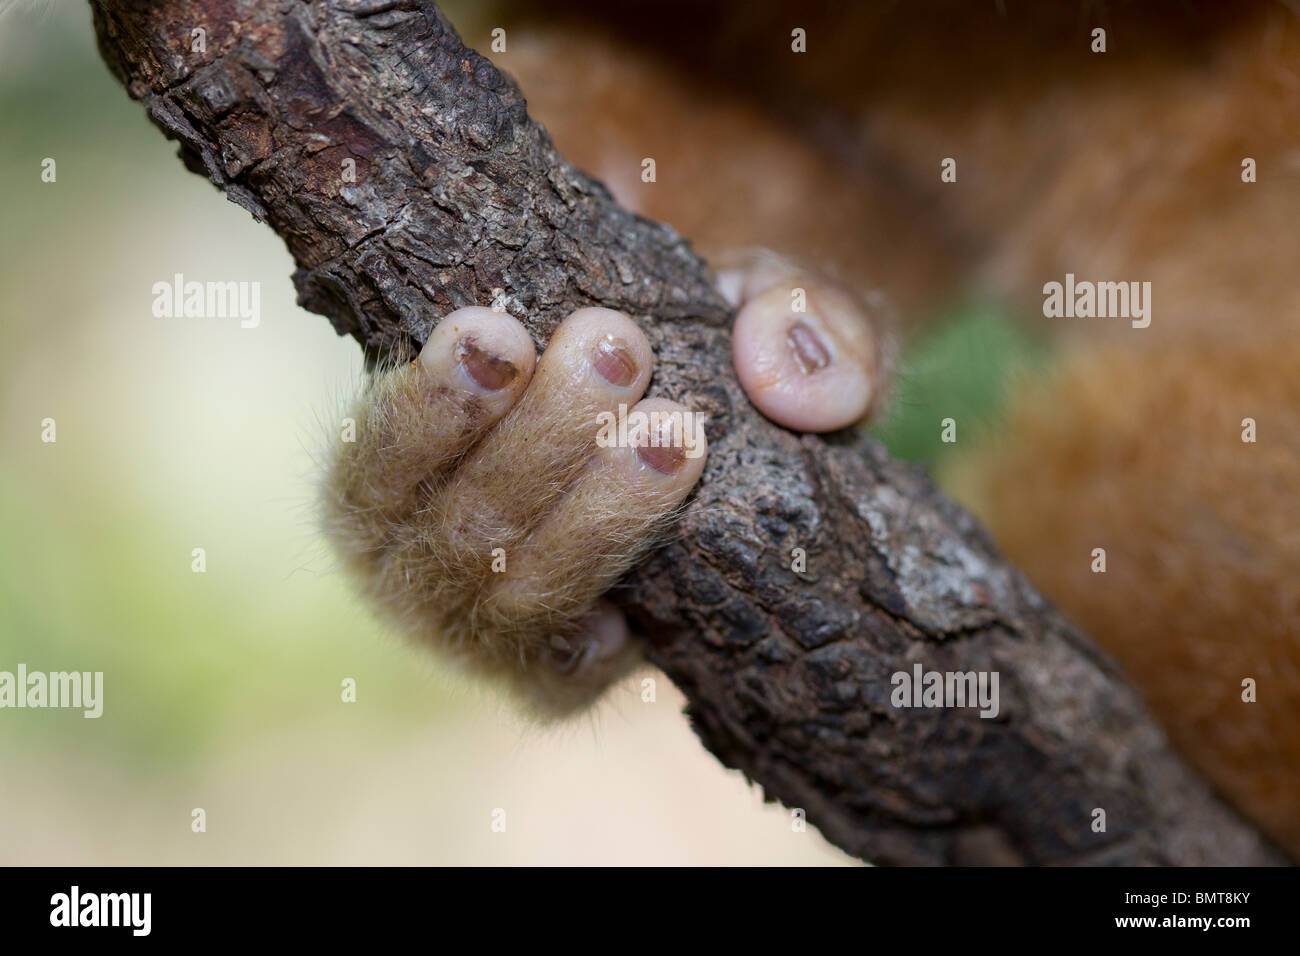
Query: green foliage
[[869, 307, 1048, 466]]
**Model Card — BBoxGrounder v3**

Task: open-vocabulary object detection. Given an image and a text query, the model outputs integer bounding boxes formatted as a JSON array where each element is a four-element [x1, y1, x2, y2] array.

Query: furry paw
[[324, 307, 708, 717]]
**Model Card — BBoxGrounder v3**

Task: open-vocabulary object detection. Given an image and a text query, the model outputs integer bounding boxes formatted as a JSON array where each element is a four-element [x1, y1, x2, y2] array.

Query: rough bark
[[91, 0, 1285, 865]]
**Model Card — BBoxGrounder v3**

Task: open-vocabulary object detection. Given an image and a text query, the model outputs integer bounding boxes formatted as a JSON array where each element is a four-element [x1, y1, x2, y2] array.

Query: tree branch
[[91, 0, 1285, 865]]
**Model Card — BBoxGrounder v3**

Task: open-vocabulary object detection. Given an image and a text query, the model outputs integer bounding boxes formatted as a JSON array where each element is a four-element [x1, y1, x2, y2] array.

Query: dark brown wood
[[91, 0, 1286, 865]]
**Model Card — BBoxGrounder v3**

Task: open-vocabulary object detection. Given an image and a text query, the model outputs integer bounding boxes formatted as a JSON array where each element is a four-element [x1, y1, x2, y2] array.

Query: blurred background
[[0, 2, 1033, 865]]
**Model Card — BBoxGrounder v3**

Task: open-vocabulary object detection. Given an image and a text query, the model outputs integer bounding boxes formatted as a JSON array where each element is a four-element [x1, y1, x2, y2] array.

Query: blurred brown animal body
[[475, 0, 1300, 856]]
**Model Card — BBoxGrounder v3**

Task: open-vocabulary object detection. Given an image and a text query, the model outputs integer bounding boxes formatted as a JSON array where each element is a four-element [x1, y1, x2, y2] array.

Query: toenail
[[787, 320, 832, 374], [636, 421, 687, 475], [593, 338, 637, 387], [457, 337, 518, 391]]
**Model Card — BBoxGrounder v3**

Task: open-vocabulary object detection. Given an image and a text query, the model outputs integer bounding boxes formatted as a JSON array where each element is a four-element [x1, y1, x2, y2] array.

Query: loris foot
[[324, 306, 708, 717], [325, 263, 888, 717]]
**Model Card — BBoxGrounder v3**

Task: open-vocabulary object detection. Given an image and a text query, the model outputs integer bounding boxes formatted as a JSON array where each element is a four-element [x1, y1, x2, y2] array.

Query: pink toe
[[733, 284, 877, 432]]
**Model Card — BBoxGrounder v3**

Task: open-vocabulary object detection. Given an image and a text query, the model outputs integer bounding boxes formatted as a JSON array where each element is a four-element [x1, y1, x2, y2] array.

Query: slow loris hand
[[324, 265, 888, 716]]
